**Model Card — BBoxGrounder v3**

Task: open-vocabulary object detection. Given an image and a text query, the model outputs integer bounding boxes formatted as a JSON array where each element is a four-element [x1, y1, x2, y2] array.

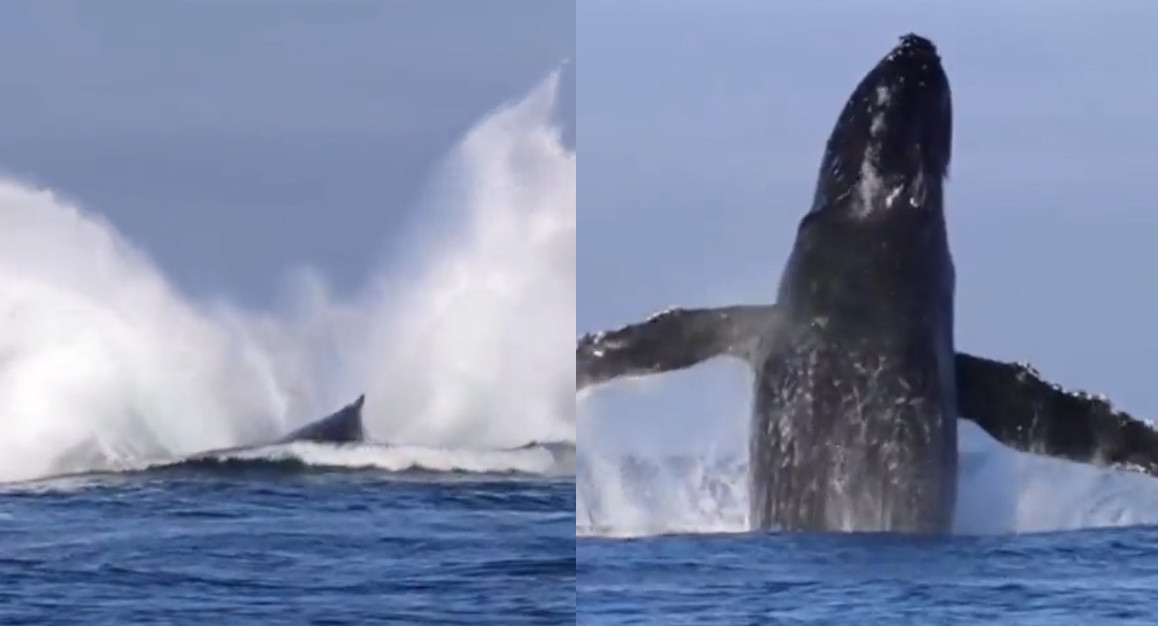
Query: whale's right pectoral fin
[[955, 353, 1158, 478], [577, 304, 780, 391]]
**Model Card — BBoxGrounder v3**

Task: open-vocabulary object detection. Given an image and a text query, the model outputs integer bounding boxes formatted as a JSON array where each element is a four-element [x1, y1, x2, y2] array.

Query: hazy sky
[[578, 1, 1158, 453], [0, 0, 574, 308]]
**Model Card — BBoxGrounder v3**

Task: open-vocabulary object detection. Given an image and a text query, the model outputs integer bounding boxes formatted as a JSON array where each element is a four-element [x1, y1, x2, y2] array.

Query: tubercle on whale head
[[809, 33, 953, 218]]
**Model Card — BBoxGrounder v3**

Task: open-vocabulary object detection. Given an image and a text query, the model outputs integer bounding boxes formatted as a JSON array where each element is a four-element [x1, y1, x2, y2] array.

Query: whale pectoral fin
[[955, 353, 1158, 477], [577, 304, 779, 391]]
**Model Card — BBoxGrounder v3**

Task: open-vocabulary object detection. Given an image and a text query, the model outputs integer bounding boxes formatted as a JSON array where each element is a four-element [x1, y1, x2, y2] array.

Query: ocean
[[577, 422, 1158, 624], [2, 462, 574, 625], [578, 525, 1158, 624]]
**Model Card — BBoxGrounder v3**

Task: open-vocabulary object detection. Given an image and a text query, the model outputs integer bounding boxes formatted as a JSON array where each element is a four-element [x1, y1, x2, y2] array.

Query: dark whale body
[[276, 395, 365, 445], [751, 34, 957, 532]]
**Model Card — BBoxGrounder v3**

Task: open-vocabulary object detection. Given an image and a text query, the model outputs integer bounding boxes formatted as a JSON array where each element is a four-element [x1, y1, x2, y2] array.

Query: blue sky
[[0, 0, 574, 308], [578, 1, 1158, 454]]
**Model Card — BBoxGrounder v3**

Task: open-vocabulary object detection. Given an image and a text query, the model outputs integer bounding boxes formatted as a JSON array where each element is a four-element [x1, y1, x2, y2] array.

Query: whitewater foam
[[0, 70, 574, 483], [193, 440, 576, 477], [578, 404, 1158, 538], [342, 70, 576, 450]]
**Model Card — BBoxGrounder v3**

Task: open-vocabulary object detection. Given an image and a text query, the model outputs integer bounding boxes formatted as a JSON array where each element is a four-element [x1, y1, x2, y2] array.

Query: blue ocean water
[[577, 436, 1158, 624], [0, 466, 574, 625], [578, 527, 1158, 624]]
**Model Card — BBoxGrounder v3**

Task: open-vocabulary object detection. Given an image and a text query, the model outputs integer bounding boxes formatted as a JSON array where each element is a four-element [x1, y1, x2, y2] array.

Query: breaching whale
[[576, 34, 1158, 533]]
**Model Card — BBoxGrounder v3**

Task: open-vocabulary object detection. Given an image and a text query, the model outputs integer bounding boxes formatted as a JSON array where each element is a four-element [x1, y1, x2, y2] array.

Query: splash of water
[[346, 70, 575, 449], [0, 71, 574, 483], [578, 388, 1158, 538]]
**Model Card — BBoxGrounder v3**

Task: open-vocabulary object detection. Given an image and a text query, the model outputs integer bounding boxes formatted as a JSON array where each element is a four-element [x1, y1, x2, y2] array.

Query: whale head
[[809, 34, 952, 218]]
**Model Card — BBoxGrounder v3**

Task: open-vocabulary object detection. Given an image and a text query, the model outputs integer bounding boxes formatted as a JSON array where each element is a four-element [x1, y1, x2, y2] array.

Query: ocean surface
[[0, 459, 575, 625], [578, 526, 1158, 625], [577, 423, 1158, 624]]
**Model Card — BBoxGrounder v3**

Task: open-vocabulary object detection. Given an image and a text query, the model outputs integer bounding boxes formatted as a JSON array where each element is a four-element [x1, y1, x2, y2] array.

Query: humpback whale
[[576, 34, 1158, 533]]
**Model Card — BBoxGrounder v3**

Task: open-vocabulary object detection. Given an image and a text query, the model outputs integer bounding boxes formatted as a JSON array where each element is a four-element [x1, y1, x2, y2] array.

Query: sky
[[578, 1, 1158, 455], [0, 0, 575, 308]]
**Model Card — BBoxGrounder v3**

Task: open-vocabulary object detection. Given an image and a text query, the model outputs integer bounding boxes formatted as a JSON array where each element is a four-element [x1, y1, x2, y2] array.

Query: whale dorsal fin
[[277, 395, 367, 445]]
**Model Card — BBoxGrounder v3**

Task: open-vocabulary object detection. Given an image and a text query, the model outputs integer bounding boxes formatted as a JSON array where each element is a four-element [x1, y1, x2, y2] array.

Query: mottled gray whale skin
[[751, 34, 956, 532]]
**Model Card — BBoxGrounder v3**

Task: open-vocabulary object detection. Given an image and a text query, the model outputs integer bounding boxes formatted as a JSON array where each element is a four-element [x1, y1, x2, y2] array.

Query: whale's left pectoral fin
[[577, 305, 780, 391], [955, 353, 1158, 477]]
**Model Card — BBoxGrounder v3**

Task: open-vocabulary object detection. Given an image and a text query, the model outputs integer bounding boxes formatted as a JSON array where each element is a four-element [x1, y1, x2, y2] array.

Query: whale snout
[[891, 35, 950, 154], [882, 34, 946, 95], [810, 33, 952, 217], [864, 33, 952, 180], [893, 33, 939, 62]]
